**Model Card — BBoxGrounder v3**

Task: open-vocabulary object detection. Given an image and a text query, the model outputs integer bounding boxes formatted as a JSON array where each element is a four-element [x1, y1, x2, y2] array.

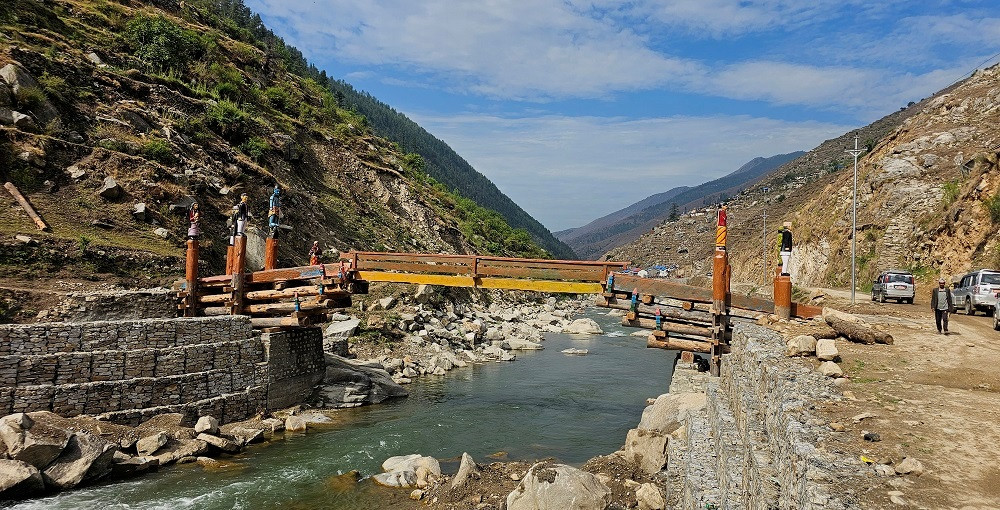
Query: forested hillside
[[193, 0, 576, 259]]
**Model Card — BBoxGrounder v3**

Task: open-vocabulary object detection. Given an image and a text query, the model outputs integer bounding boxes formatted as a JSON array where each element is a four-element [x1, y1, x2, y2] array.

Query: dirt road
[[813, 289, 1000, 509]]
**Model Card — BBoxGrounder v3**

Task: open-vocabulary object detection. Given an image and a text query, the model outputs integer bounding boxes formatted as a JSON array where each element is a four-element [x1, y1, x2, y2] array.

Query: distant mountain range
[[555, 152, 805, 259]]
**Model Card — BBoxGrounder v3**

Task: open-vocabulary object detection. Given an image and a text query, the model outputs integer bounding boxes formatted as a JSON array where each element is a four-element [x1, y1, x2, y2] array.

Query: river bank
[[3, 288, 672, 508]]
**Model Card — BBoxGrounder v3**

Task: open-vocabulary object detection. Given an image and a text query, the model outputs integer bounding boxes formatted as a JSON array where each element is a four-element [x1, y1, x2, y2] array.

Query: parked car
[[871, 270, 915, 304], [952, 269, 1000, 315]]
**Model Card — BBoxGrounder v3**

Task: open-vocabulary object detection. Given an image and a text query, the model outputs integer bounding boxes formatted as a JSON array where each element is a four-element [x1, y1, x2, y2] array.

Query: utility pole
[[846, 134, 864, 305], [762, 209, 767, 286]]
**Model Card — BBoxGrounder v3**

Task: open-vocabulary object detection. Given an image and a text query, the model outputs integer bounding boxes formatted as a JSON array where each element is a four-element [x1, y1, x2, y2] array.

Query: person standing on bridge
[[930, 278, 953, 335], [308, 241, 322, 265], [777, 222, 792, 276]]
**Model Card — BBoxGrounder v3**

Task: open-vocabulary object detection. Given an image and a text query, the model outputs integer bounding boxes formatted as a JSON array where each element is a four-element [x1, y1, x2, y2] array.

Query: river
[[9, 308, 675, 510]]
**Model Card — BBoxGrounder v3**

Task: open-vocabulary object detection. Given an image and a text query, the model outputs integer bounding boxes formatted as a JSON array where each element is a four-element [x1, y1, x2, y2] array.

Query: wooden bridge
[[177, 209, 819, 375]]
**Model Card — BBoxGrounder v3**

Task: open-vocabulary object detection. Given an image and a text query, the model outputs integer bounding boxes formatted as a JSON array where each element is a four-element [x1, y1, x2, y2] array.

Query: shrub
[[122, 14, 205, 72], [984, 192, 1000, 224], [238, 136, 268, 162], [205, 100, 251, 142], [15, 86, 47, 110], [264, 86, 291, 112], [942, 180, 960, 205], [38, 72, 71, 102], [141, 138, 175, 165]]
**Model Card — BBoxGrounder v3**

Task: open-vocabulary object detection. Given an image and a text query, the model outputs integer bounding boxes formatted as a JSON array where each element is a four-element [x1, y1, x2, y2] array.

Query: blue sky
[[245, 0, 1000, 232]]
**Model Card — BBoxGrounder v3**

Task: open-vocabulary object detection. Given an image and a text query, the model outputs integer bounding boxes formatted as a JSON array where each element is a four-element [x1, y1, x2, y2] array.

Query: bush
[[141, 138, 175, 164], [38, 72, 70, 102], [15, 86, 47, 110], [942, 180, 960, 205], [264, 86, 291, 112], [205, 100, 251, 142], [984, 192, 1000, 224], [123, 14, 205, 72], [238, 136, 268, 162]]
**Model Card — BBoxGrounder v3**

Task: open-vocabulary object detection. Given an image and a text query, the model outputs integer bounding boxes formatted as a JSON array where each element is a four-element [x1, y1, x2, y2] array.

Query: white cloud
[[407, 112, 853, 230]]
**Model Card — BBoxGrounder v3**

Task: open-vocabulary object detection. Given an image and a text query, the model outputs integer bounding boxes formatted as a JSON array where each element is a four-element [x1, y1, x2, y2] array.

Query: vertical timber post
[[264, 238, 278, 271], [184, 239, 199, 317], [774, 268, 792, 320], [230, 235, 248, 315], [226, 243, 235, 275], [711, 206, 730, 376]]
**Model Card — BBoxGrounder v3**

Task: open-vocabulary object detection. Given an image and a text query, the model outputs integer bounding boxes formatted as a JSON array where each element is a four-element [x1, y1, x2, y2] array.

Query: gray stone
[[154, 227, 170, 239], [98, 176, 123, 200], [451, 452, 480, 489], [318, 354, 408, 408], [135, 432, 168, 456], [132, 202, 148, 222], [377, 296, 395, 310], [196, 433, 241, 454], [638, 392, 706, 434], [372, 470, 416, 488], [67, 165, 86, 179], [14, 235, 33, 244], [562, 318, 604, 335], [0, 63, 60, 127], [324, 318, 360, 341], [624, 428, 669, 475], [42, 432, 117, 490], [818, 361, 844, 377], [150, 439, 209, 466], [506, 461, 611, 510], [225, 426, 264, 445], [0, 107, 36, 130], [0, 82, 10, 107], [505, 338, 544, 350], [561, 348, 589, 355], [285, 415, 307, 432], [786, 335, 817, 356], [0, 413, 71, 469], [194, 416, 219, 435], [895, 457, 923, 476], [109, 452, 158, 479], [816, 338, 839, 361], [636, 482, 665, 510], [86, 52, 103, 66], [0, 459, 44, 499], [874, 464, 895, 477]]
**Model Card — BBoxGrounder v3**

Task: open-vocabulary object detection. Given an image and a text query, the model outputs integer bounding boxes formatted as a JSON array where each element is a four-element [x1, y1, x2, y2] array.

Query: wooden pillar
[[710, 206, 730, 377], [226, 243, 235, 275], [264, 237, 278, 270], [230, 235, 247, 315], [184, 239, 199, 317], [774, 273, 792, 320]]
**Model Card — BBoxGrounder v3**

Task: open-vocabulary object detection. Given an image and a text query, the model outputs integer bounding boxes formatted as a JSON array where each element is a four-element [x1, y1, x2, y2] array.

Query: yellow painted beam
[[355, 271, 603, 294]]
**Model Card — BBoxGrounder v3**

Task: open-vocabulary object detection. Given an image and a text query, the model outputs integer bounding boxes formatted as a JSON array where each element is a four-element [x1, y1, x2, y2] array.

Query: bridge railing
[[342, 252, 627, 282]]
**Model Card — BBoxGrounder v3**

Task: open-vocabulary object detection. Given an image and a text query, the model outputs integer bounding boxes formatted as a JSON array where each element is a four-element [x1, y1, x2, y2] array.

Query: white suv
[[871, 270, 915, 304], [953, 269, 1000, 316]]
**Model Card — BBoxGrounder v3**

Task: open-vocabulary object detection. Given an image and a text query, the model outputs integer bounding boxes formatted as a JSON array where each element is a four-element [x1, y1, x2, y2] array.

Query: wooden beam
[[247, 300, 331, 314], [354, 271, 603, 293], [250, 316, 302, 328], [622, 317, 714, 338], [646, 335, 728, 354], [4, 182, 49, 231], [595, 295, 715, 324], [245, 286, 349, 301], [247, 265, 325, 284]]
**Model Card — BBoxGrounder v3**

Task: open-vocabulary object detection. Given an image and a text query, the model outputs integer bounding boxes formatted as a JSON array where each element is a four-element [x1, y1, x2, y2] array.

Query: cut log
[[245, 286, 349, 301], [622, 317, 714, 338], [196, 294, 229, 304], [246, 300, 331, 315], [250, 316, 302, 328], [822, 307, 893, 345], [596, 295, 714, 324], [646, 335, 728, 354], [4, 182, 49, 231]]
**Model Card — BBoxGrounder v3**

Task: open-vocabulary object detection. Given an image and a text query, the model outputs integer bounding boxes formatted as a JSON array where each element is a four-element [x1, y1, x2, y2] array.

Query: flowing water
[[10, 309, 675, 510]]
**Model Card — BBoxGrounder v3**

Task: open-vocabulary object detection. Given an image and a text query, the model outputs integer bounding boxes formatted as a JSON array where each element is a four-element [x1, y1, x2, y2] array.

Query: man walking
[[930, 278, 953, 334]]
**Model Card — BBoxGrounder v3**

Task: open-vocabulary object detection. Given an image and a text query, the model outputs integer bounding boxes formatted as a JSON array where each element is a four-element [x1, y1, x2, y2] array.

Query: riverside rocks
[[374, 454, 441, 489], [506, 461, 611, 510], [317, 354, 408, 408]]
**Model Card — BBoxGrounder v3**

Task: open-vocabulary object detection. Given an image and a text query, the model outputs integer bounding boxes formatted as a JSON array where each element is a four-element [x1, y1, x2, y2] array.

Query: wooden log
[[646, 336, 728, 354], [598, 295, 711, 323], [196, 294, 229, 304], [250, 316, 302, 328], [201, 306, 230, 316], [822, 308, 893, 345], [622, 317, 714, 338], [246, 300, 331, 315], [4, 182, 49, 231], [245, 285, 349, 301]]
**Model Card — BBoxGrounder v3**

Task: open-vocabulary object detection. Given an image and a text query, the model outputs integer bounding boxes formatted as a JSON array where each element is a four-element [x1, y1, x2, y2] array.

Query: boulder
[[98, 176, 123, 200], [561, 348, 589, 355], [318, 354, 408, 408], [785, 335, 817, 357], [636, 483, 665, 510], [505, 338, 544, 350], [376, 454, 440, 489], [0, 413, 71, 469], [154, 227, 170, 239], [86, 52, 104, 66], [66, 165, 86, 180], [224, 426, 264, 445], [373, 470, 417, 488], [895, 457, 924, 476], [109, 451, 158, 479], [0, 107, 36, 131], [623, 428, 668, 475], [818, 361, 844, 377], [41, 432, 117, 489], [285, 415, 307, 432], [196, 433, 241, 454], [0, 63, 60, 127], [0, 459, 45, 499], [816, 338, 839, 361], [324, 318, 360, 342], [135, 432, 168, 456], [0, 82, 10, 106], [562, 318, 604, 335], [150, 439, 209, 466], [194, 416, 219, 435], [450, 452, 480, 489], [506, 461, 611, 510], [638, 392, 707, 434], [132, 202, 148, 222]]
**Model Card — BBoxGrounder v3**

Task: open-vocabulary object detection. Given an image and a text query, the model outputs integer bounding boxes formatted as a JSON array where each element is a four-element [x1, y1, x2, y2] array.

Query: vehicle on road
[[871, 270, 915, 304], [952, 269, 1000, 316]]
